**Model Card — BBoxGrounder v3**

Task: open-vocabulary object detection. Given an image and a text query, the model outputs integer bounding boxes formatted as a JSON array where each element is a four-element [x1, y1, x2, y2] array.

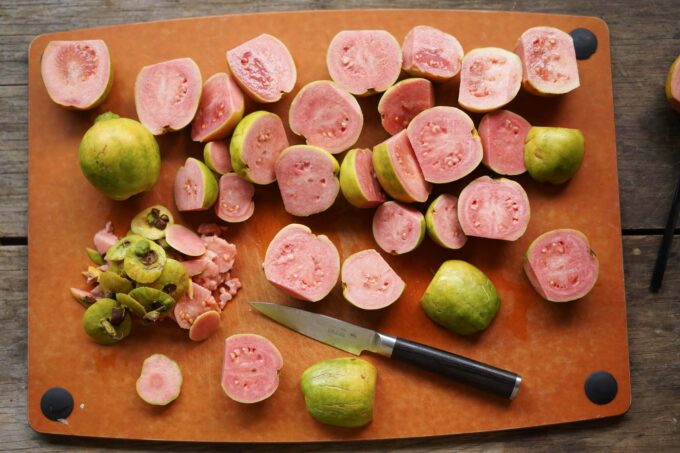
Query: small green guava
[[300, 357, 377, 428], [130, 205, 174, 240], [82, 298, 132, 345], [524, 127, 585, 184], [123, 239, 167, 284], [421, 260, 500, 335]]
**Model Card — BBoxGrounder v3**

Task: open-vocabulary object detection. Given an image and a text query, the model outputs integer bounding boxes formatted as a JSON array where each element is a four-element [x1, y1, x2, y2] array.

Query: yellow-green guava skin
[[524, 127, 584, 184]]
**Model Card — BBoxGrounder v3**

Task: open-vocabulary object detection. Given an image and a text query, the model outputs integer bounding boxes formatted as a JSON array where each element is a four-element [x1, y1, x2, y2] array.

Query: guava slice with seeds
[[173, 282, 219, 329], [191, 72, 244, 142], [174, 157, 218, 211], [136, 354, 182, 406], [372, 201, 426, 255], [40, 39, 113, 110], [402, 25, 464, 81], [341, 249, 405, 310], [134, 57, 202, 135], [203, 141, 233, 175], [378, 78, 435, 135], [458, 47, 522, 113], [425, 194, 467, 250], [221, 334, 283, 404], [339, 148, 386, 208], [215, 173, 255, 223], [479, 109, 531, 176]]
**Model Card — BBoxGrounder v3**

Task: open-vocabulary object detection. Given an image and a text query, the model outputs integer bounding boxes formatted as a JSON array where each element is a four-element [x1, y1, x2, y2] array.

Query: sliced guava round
[[203, 141, 233, 175], [263, 223, 340, 302], [230, 111, 289, 185], [479, 109, 531, 176], [401, 25, 464, 81], [372, 130, 431, 203], [425, 194, 467, 250], [123, 239, 167, 284], [326, 30, 402, 96], [82, 298, 131, 345], [130, 205, 174, 240], [191, 72, 245, 142], [341, 249, 405, 309], [40, 39, 113, 110], [134, 57, 202, 135], [524, 127, 585, 184], [406, 106, 483, 184], [288, 80, 363, 154], [523, 228, 599, 302], [215, 173, 255, 223], [226, 34, 297, 103], [666, 55, 680, 111], [458, 47, 522, 113], [372, 201, 426, 255], [515, 26, 580, 96], [173, 282, 219, 329], [457, 176, 530, 241], [136, 354, 182, 406], [146, 258, 191, 301], [106, 234, 143, 262], [221, 334, 283, 404], [378, 78, 435, 135], [275, 145, 340, 217], [165, 224, 206, 257], [188, 310, 221, 342], [174, 157, 218, 211], [339, 148, 386, 208]]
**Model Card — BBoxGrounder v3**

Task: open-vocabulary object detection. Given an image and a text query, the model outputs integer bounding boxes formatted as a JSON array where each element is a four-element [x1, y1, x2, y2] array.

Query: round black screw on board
[[570, 28, 598, 60], [584, 371, 618, 405], [40, 387, 74, 421]]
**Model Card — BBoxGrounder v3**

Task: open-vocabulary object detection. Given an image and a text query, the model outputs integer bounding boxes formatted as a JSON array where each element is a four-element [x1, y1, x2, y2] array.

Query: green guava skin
[[524, 127, 585, 184], [300, 358, 377, 428], [79, 113, 161, 200], [82, 298, 132, 345], [372, 141, 413, 202], [230, 111, 275, 184], [421, 260, 500, 335]]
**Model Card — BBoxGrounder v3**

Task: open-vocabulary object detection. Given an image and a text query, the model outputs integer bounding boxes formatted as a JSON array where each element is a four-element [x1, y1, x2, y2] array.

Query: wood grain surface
[[1, 0, 679, 451]]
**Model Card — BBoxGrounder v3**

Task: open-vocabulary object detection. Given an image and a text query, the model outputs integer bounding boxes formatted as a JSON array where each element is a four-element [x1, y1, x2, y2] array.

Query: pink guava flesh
[[205, 141, 233, 174], [288, 81, 363, 154], [372, 201, 424, 255], [216, 173, 255, 223], [275, 146, 339, 217], [376, 131, 431, 202], [182, 255, 211, 277], [458, 176, 530, 241], [192, 72, 244, 142], [341, 249, 405, 309], [406, 106, 483, 183], [670, 60, 680, 110], [136, 354, 182, 406], [94, 221, 118, 255], [402, 26, 464, 81], [135, 57, 202, 135], [202, 235, 237, 273], [378, 78, 435, 135], [189, 310, 221, 341], [174, 282, 219, 329], [458, 48, 522, 112], [351, 148, 386, 207], [515, 26, 580, 95], [165, 224, 207, 257], [40, 40, 111, 110], [174, 158, 208, 211], [263, 224, 340, 302], [221, 334, 283, 404], [524, 229, 599, 302], [479, 109, 531, 175], [237, 112, 289, 184], [226, 34, 297, 103], [326, 30, 402, 96], [428, 194, 467, 249]]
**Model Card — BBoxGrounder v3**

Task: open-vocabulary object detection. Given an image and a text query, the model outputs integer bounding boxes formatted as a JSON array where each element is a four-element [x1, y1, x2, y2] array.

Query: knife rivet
[[40, 387, 74, 421], [584, 371, 618, 405]]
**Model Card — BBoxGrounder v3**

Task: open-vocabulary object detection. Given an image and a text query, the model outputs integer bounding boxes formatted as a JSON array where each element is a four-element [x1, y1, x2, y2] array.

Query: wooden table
[[1, 1, 678, 451]]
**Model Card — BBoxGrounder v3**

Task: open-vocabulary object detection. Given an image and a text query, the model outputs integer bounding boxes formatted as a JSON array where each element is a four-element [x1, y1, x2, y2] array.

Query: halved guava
[[215, 173, 255, 223], [378, 78, 435, 135], [203, 141, 233, 175], [230, 111, 289, 185], [458, 48, 522, 113], [479, 109, 531, 175], [226, 34, 297, 103], [406, 106, 483, 184], [326, 30, 402, 96], [263, 223, 340, 302], [341, 249, 405, 309], [425, 194, 467, 250], [173, 282, 219, 329], [221, 334, 283, 404], [523, 228, 599, 303], [372, 201, 426, 255], [93, 221, 118, 255], [288, 80, 363, 154], [174, 157, 218, 211], [40, 39, 113, 110], [515, 26, 580, 96], [401, 25, 464, 81], [457, 176, 530, 241], [189, 310, 221, 342], [339, 148, 386, 208], [372, 130, 431, 203], [191, 72, 245, 142], [136, 354, 182, 406], [134, 57, 202, 135], [165, 224, 206, 257], [667, 55, 680, 111], [275, 145, 340, 217]]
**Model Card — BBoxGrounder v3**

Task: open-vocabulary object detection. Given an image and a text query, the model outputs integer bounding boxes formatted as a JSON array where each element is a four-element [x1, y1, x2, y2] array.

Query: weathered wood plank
[[1, 236, 677, 451]]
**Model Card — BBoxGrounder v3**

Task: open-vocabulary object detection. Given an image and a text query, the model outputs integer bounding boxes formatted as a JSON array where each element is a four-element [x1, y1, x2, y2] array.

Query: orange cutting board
[[27, 9, 630, 442]]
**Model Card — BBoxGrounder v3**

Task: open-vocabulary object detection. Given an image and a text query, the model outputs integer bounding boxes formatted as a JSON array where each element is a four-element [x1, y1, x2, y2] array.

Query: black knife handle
[[391, 337, 521, 399]]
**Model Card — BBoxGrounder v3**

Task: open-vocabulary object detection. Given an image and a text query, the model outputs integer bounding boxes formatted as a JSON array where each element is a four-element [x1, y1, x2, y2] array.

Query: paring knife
[[250, 302, 522, 400]]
